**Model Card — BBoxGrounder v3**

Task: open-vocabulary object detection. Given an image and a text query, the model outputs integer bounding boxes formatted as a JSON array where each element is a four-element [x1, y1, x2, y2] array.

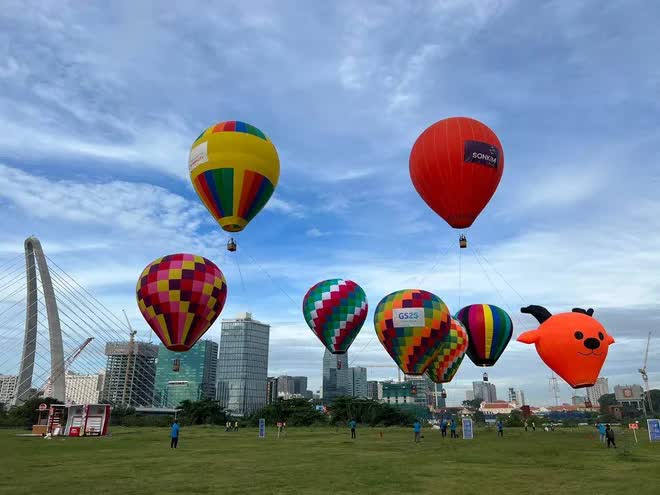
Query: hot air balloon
[[426, 318, 469, 384], [409, 117, 504, 246], [136, 253, 227, 352], [374, 289, 451, 375], [518, 306, 614, 388], [455, 304, 513, 367], [188, 121, 280, 240], [302, 279, 368, 355]]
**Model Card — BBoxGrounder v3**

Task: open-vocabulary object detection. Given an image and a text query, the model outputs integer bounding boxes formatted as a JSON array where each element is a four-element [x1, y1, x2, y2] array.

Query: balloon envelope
[[409, 117, 504, 229], [189, 120, 280, 233], [426, 317, 469, 384], [302, 279, 368, 354], [456, 304, 513, 367], [374, 289, 451, 375], [517, 309, 614, 388], [136, 253, 227, 352]]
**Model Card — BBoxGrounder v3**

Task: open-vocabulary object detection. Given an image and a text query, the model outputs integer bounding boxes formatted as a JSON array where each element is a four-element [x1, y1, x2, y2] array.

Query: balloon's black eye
[[598, 332, 604, 341], [574, 331, 584, 340]]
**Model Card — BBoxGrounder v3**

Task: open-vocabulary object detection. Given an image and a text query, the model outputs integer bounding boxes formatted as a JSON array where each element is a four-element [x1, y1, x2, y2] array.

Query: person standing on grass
[[524, 420, 528, 432], [598, 423, 606, 443], [532, 421, 536, 432], [234, 421, 239, 432], [450, 419, 458, 438], [349, 419, 357, 439], [413, 420, 422, 442], [497, 420, 504, 437], [170, 420, 180, 449], [441, 418, 447, 438], [606, 424, 616, 449]]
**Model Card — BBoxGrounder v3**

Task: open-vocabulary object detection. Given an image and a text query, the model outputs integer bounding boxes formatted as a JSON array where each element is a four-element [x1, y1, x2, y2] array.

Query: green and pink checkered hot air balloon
[[302, 279, 368, 354]]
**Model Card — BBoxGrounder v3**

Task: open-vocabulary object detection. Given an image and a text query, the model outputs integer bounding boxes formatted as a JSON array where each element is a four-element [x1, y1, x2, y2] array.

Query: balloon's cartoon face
[[517, 306, 614, 388]]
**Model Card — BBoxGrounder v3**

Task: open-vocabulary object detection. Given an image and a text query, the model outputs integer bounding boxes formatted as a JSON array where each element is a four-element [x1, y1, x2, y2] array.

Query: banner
[[258, 418, 266, 439], [648, 419, 660, 442], [392, 308, 425, 328], [462, 418, 473, 440]]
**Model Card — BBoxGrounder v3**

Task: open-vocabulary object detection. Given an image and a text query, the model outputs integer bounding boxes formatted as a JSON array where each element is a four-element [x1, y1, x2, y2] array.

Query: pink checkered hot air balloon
[[136, 253, 227, 352]]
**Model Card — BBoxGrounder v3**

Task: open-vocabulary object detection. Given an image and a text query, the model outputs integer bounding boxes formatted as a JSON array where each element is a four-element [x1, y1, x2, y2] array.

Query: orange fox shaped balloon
[[517, 306, 614, 388]]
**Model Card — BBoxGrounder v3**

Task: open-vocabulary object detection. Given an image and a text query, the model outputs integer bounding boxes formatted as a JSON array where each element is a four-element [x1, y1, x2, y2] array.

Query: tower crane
[[122, 309, 138, 405], [639, 331, 653, 414], [42, 337, 94, 395]]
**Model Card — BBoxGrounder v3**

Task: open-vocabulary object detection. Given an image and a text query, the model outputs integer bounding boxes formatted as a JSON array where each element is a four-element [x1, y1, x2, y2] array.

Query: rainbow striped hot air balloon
[[374, 289, 451, 375], [426, 318, 469, 384], [188, 121, 280, 233], [455, 304, 513, 367], [136, 254, 227, 352]]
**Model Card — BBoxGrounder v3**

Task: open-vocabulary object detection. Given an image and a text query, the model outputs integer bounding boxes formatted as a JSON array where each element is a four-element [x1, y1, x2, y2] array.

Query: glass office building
[[216, 313, 270, 416], [154, 340, 218, 408], [322, 349, 349, 402]]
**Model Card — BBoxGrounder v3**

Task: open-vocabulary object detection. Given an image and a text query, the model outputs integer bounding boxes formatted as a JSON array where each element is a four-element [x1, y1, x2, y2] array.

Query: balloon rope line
[[233, 251, 250, 313], [458, 241, 462, 309], [470, 248, 525, 329], [417, 238, 455, 287], [240, 248, 299, 308], [474, 247, 528, 305]]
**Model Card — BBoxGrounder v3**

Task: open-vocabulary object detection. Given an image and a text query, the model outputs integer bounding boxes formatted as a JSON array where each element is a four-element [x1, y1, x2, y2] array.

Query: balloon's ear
[[517, 330, 540, 345], [606, 333, 615, 345]]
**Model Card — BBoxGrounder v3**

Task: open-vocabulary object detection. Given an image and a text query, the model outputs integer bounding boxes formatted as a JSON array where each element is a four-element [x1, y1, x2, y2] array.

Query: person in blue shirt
[[349, 419, 357, 439], [440, 419, 447, 438], [413, 420, 421, 442], [450, 419, 458, 438], [597, 423, 606, 443], [497, 420, 504, 437], [170, 420, 180, 449]]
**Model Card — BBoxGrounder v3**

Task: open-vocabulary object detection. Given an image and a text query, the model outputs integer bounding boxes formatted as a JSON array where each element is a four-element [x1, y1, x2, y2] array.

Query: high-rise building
[[267, 377, 278, 404], [465, 390, 475, 401], [322, 349, 349, 402], [154, 340, 218, 408], [0, 375, 17, 407], [586, 377, 609, 406], [405, 373, 444, 409], [367, 381, 380, 400], [572, 395, 587, 406], [216, 313, 270, 416], [382, 381, 430, 419], [101, 341, 158, 407], [292, 376, 308, 396], [473, 381, 497, 403], [277, 375, 296, 397], [45, 372, 105, 405], [348, 367, 368, 398], [507, 388, 525, 406]]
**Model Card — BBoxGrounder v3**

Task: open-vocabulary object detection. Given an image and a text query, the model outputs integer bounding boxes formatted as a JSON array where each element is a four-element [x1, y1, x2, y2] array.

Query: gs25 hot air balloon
[[189, 121, 280, 250], [302, 279, 368, 356], [455, 304, 513, 367], [409, 117, 504, 248], [374, 290, 451, 375], [136, 254, 227, 352], [426, 318, 469, 384], [518, 306, 614, 388]]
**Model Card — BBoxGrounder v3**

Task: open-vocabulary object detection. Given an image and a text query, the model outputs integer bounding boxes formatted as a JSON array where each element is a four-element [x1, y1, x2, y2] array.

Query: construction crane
[[42, 337, 94, 394], [639, 331, 654, 414], [355, 364, 402, 383], [122, 309, 138, 405]]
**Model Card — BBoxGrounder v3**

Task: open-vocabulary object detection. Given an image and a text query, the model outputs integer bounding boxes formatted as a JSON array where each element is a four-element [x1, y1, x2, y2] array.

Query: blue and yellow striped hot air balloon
[[455, 304, 513, 367], [188, 121, 280, 233]]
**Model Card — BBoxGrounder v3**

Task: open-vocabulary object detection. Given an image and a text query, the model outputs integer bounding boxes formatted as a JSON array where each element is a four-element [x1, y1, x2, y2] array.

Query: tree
[[598, 393, 617, 413], [177, 399, 227, 425], [505, 410, 524, 427], [249, 398, 325, 427], [462, 399, 482, 411]]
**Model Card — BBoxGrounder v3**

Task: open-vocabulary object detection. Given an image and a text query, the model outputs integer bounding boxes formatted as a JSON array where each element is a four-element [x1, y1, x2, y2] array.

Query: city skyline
[[1, 2, 659, 407]]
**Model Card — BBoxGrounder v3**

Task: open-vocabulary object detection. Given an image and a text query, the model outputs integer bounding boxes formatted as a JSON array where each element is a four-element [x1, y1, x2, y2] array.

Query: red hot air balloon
[[409, 117, 504, 231]]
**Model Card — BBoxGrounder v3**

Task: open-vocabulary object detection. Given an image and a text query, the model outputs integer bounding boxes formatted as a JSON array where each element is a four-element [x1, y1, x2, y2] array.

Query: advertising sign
[[648, 419, 660, 442], [629, 423, 639, 430], [392, 308, 425, 327], [258, 418, 266, 439], [462, 418, 473, 439]]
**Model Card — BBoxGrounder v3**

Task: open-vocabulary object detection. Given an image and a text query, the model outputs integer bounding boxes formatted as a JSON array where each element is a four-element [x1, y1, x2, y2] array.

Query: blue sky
[[1, 0, 659, 405]]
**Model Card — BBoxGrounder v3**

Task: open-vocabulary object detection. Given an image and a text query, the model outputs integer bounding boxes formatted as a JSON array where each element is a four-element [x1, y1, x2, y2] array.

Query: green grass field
[[2, 425, 659, 495]]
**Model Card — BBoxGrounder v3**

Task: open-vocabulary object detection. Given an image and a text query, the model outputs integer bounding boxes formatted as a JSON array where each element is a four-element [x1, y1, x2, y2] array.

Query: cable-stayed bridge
[[0, 237, 158, 409]]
